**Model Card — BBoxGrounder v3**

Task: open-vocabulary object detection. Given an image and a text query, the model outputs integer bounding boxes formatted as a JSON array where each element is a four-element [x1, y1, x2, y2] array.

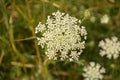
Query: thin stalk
[[14, 36, 36, 42], [25, 0, 43, 77], [43, 59, 52, 80], [1, 2, 27, 72], [0, 50, 4, 64], [9, 17, 27, 73], [43, 1, 46, 23]]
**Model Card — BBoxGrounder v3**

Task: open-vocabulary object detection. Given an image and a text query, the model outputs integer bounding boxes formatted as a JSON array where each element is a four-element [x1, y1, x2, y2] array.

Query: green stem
[[43, 59, 52, 80], [43, 1, 46, 23], [14, 36, 36, 42]]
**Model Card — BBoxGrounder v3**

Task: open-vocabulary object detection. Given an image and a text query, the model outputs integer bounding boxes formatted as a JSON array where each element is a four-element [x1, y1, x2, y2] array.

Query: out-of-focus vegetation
[[0, 0, 120, 80]]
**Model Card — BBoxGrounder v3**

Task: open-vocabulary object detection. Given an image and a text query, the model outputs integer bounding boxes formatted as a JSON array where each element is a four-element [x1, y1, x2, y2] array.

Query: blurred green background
[[0, 0, 120, 80]]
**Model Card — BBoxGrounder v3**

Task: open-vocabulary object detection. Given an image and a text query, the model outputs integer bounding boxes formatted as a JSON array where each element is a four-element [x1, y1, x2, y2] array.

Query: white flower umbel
[[99, 36, 120, 59], [83, 62, 106, 80], [35, 10, 87, 61], [100, 14, 109, 24]]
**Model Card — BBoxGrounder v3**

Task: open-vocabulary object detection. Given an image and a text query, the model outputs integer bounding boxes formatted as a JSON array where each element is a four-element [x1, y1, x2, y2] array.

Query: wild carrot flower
[[35, 11, 87, 61], [99, 36, 120, 59], [83, 62, 106, 80]]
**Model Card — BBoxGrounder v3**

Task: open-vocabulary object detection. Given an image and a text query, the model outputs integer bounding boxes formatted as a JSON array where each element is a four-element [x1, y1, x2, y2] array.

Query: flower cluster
[[99, 36, 120, 59], [83, 62, 106, 80], [100, 14, 109, 24], [35, 11, 87, 61]]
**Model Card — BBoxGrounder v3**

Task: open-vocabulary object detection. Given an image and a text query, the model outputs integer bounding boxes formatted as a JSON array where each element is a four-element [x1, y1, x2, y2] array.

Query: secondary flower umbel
[[99, 36, 120, 59], [35, 11, 87, 61], [100, 14, 109, 24], [83, 62, 106, 80]]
